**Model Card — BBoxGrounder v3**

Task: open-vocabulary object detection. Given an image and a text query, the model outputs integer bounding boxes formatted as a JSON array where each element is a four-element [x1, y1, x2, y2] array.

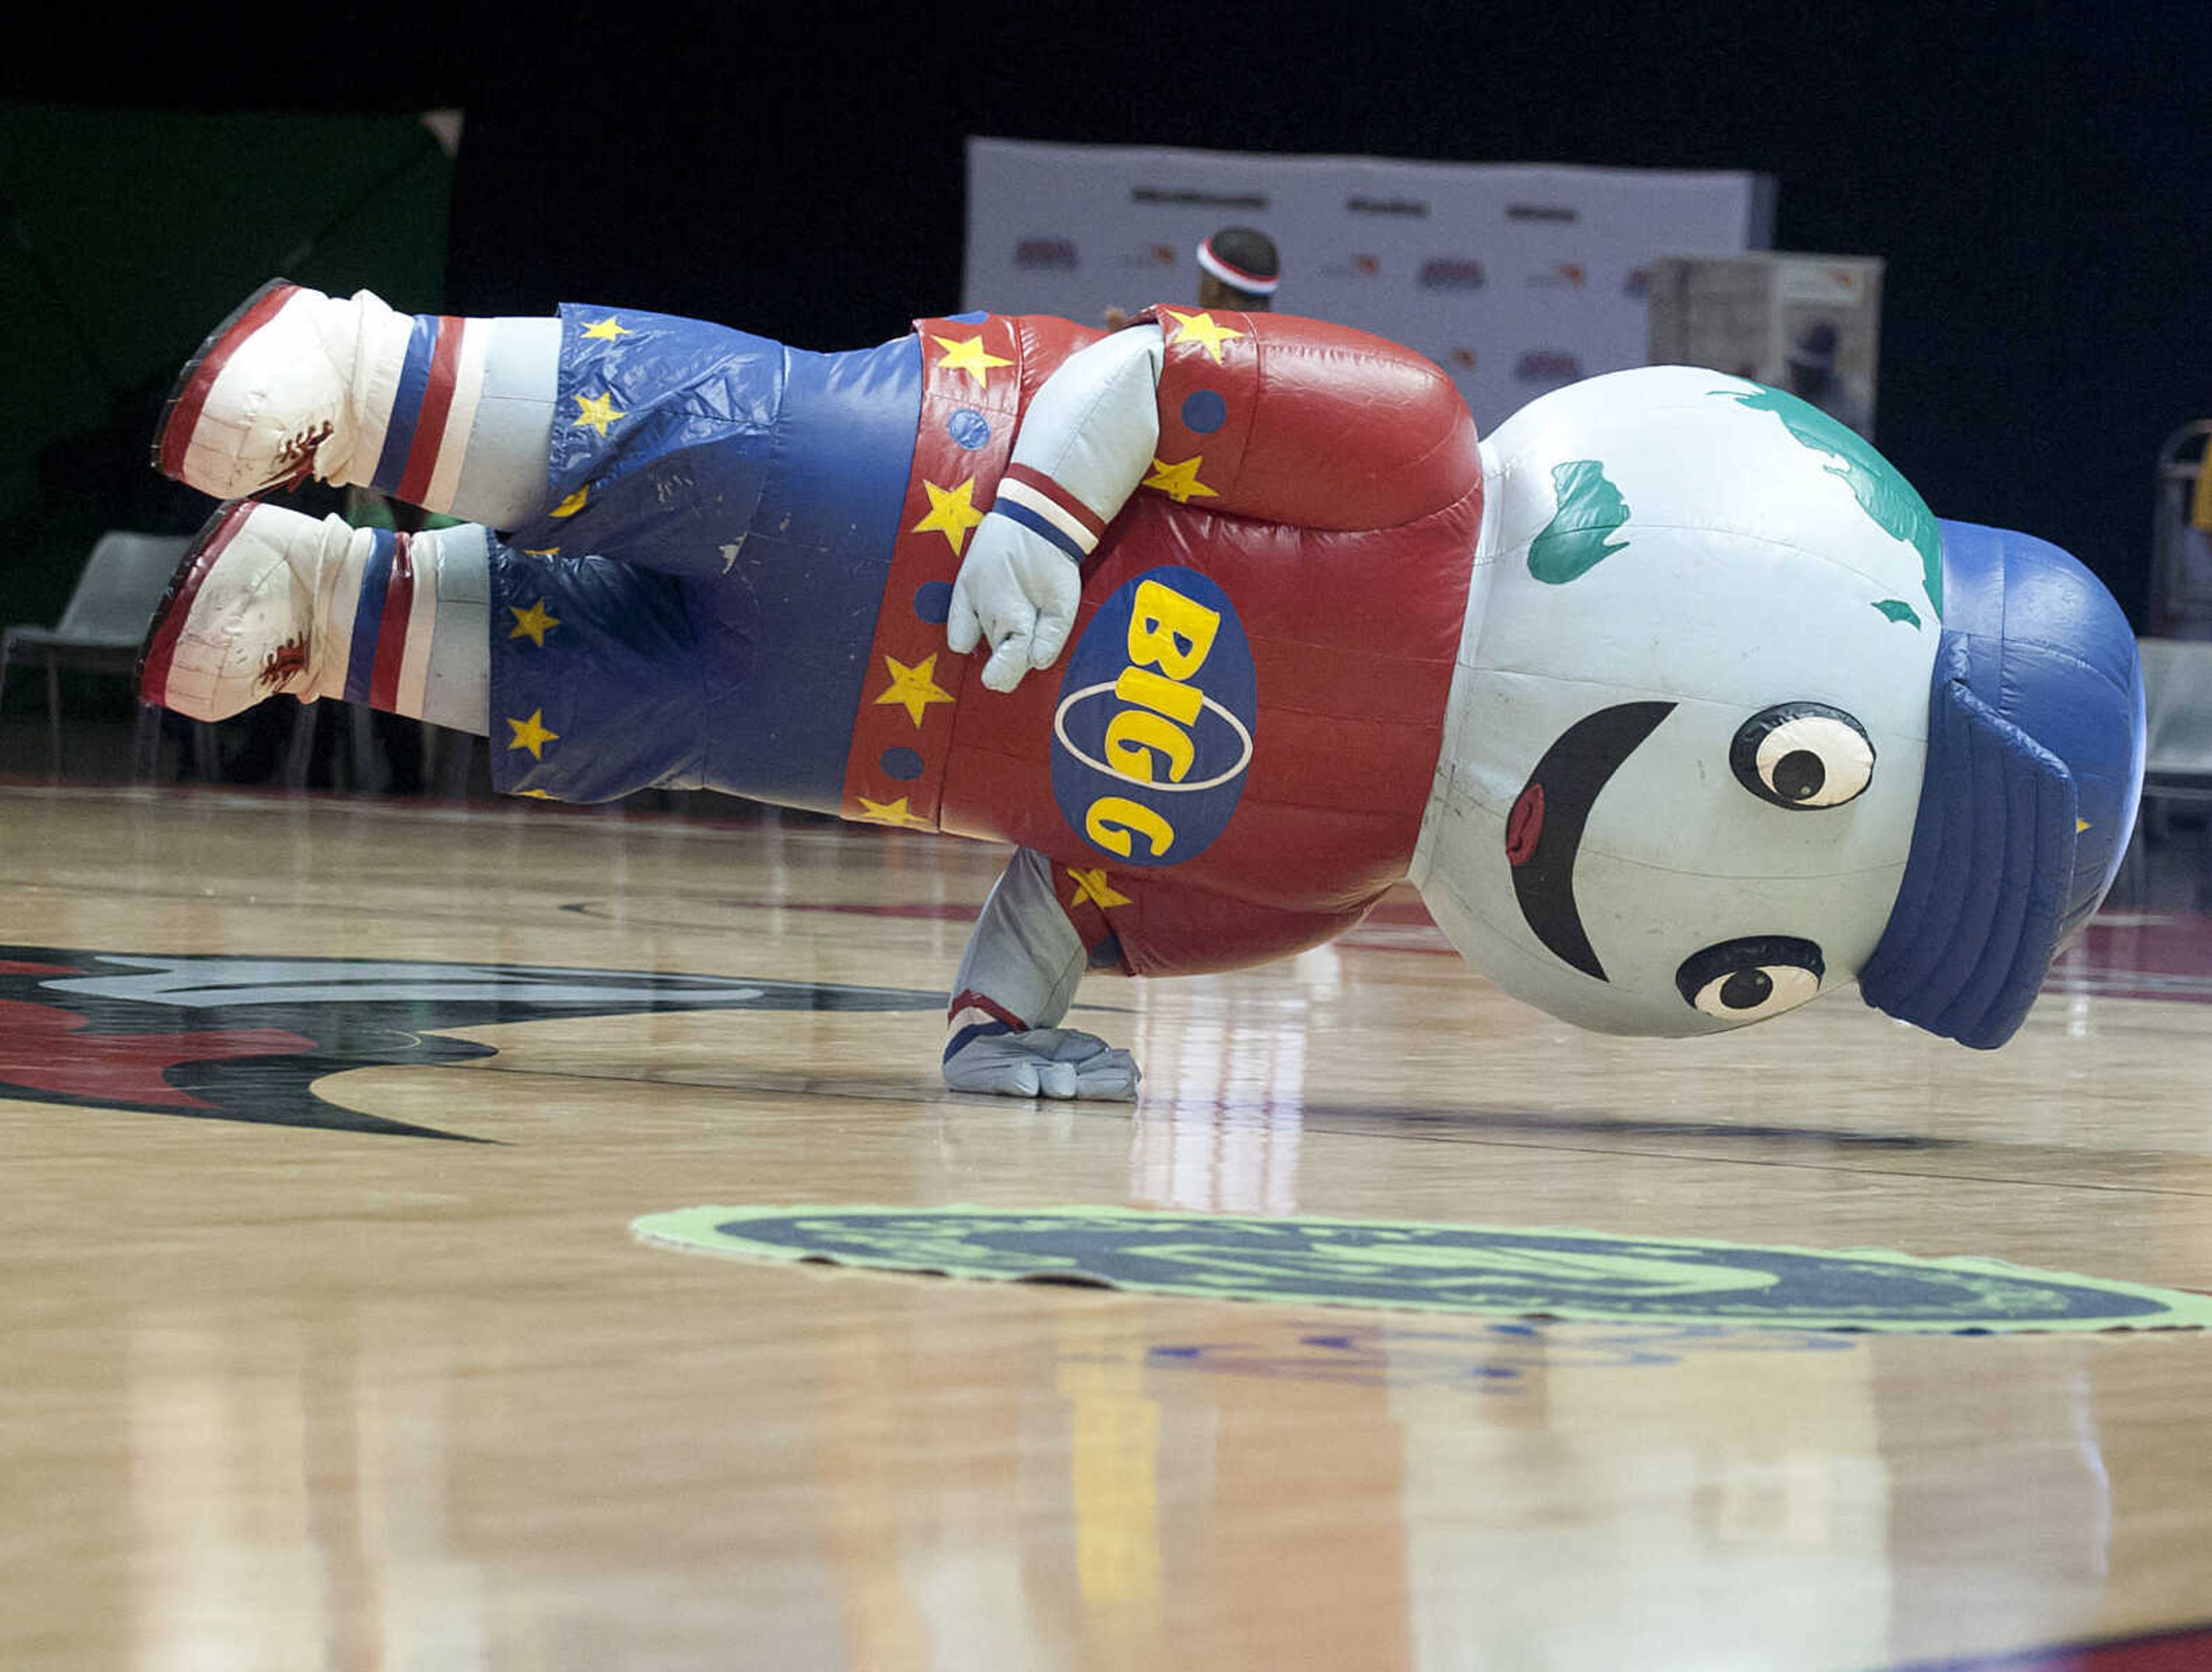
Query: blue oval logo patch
[[1051, 566, 1256, 867]]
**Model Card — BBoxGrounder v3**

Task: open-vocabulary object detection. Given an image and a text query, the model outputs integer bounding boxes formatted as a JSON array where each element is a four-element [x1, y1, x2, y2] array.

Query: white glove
[[943, 1026, 1141, 1101], [946, 513, 1082, 693], [945, 326, 1164, 693]]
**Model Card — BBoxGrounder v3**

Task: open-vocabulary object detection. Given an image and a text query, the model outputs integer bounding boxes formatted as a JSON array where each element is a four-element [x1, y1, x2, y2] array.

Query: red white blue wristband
[[990, 462, 1109, 562]]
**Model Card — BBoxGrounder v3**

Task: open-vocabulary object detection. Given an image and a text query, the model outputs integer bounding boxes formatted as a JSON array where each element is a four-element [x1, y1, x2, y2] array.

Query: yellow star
[[856, 794, 932, 830], [932, 334, 1014, 389], [551, 486, 589, 519], [506, 709, 559, 759], [1142, 455, 1218, 504], [516, 788, 560, 800], [508, 599, 561, 647], [572, 391, 626, 436], [873, 651, 957, 728], [521, 545, 562, 557], [1162, 309, 1245, 364], [581, 316, 632, 341], [2078, 818, 2091, 834], [1067, 868, 1131, 910], [912, 477, 987, 555]]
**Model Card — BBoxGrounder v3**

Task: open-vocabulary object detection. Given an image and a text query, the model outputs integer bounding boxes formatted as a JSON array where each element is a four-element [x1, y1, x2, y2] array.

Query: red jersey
[[838, 308, 1484, 977]]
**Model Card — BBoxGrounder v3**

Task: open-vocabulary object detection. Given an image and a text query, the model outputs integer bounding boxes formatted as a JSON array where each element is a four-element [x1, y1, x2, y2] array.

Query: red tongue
[[1505, 782, 1545, 867]]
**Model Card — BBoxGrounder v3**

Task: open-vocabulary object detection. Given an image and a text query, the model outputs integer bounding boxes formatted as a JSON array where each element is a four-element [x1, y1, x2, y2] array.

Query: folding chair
[[0, 530, 200, 780], [2120, 638, 2212, 907]]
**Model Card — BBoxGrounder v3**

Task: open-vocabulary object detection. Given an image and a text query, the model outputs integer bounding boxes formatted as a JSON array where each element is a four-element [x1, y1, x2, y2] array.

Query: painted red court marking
[[0, 1000, 315, 1110]]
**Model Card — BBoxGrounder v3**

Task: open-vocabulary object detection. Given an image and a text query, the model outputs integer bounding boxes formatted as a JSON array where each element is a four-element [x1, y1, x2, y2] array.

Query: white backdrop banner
[[964, 137, 1772, 431]]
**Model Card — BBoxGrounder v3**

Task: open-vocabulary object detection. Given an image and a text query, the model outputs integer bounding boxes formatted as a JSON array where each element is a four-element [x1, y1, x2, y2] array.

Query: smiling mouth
[[1506, 701, 1675, 981]]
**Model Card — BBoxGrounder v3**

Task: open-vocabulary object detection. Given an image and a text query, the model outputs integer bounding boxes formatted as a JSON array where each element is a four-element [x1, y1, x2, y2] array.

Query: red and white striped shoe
[[137, 501, 365, 721], [151, 279, 410, 501]]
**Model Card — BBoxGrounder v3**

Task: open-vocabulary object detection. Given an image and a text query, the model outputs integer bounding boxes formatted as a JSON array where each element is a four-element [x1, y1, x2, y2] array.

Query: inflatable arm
[[942, 849, 1139, 1100]]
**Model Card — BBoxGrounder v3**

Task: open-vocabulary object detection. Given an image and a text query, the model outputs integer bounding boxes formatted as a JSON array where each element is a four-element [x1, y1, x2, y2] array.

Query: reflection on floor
[[2, 782, 2211, 1672]]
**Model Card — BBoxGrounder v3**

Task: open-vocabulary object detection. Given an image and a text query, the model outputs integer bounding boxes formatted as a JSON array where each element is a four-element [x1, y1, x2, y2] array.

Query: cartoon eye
[[1729, 703, 1874, 809], [1674, 936, 1826, 1023]]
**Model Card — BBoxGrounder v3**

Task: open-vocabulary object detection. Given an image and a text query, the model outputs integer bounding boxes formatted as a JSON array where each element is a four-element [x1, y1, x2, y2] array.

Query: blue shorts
[[487, 305, 922, 809]]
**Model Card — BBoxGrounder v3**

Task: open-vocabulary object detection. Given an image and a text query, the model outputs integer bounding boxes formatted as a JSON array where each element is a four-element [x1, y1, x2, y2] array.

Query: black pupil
[[1773, 750, 1825, 801], [1719, 968, 1774, 1010]]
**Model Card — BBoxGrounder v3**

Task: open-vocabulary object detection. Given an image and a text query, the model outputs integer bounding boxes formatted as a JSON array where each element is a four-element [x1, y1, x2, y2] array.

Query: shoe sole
[[151, 278, 300, 484], [137, 499, 260, 706]]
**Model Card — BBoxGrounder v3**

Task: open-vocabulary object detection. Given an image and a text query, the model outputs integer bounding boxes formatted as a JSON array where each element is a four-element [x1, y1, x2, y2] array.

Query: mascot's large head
[[1412, 366, 2144, 1047]]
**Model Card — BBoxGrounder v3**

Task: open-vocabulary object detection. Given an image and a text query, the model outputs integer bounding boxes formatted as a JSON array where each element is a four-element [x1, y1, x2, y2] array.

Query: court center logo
[[1051, 565, 1257, 868], [634, 1205, 2212, 1333], [0, 947, 946, 1139]]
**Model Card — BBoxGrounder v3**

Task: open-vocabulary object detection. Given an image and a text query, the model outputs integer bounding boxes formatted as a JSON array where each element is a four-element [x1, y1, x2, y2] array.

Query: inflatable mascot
[[141, 282, 2146, 1099]]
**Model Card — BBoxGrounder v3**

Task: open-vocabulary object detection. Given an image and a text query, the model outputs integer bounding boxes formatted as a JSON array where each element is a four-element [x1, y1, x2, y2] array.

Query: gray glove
[[942, 1026, 1141, 1101], [945, 516, 1083, 693]]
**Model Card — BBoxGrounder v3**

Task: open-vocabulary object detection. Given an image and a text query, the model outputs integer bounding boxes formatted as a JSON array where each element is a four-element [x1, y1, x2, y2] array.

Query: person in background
[[1781, 319, 1872, 437], [1105, 226, 1279, 330]]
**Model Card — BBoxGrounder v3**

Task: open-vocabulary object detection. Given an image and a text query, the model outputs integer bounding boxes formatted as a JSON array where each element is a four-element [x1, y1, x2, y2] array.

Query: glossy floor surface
[[5, 784, 2212, 1671]]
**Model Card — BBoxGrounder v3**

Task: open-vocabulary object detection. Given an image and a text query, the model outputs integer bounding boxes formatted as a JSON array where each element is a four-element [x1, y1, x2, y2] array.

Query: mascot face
[[1413, 366, 1946, 1037]]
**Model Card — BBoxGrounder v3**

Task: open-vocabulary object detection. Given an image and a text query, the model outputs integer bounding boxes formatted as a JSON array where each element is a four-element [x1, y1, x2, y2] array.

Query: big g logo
[[1051, 567, 1257, 867]]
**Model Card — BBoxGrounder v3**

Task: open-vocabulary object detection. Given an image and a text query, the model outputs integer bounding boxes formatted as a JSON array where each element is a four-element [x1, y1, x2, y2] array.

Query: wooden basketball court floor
[[6, 780, 2212, 1671]]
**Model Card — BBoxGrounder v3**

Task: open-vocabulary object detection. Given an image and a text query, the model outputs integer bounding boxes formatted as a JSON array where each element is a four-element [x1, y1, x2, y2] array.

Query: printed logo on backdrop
[[1015, 239, 1079, 270], [1448, 349, 1479, 373], [1118, 244, 1178, 271], [1320, 254, 1384, 281], [1622, 266, 1652, 298], [1130, 186, 1268, 210], [1051, 565, 1258, 868], [1777, 263, 1866, 304], [1346, 195, 1429, 218], [1525, 263, 1587, 290], [0, 947, 945, 1138], [1515, 350, 1584, 386], [1419, 258, 1488, 291], [1507, 202, 1580, 223]]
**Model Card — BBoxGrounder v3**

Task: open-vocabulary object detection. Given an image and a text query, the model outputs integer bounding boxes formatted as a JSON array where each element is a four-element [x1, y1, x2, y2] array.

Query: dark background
[[4, 1, 2205, 627]]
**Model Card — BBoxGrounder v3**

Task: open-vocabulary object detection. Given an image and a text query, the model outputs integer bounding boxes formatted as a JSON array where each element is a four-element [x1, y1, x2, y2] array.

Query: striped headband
[[1195, 237, 1279, 296]]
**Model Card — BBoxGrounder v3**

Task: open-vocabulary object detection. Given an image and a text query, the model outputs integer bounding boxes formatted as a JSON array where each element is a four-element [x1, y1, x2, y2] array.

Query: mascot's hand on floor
[[942, 1026, 1142, 1101], [946, 514, 1082, 693]]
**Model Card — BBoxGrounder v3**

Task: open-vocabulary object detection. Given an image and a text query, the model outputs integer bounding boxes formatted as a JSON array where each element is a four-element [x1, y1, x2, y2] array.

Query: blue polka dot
[[880, 747, 925, 781], [1181, 389, 1228, 434], [948, 310, 990, 325], [913, 580, 953, 623], [946, 408, 991, 450]]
